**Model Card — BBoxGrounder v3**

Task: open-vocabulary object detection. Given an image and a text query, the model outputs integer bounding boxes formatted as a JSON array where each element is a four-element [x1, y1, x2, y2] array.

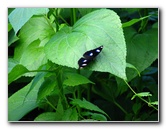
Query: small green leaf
[[8, 59, 29, 84], [34, 112, 57, 121], [82, 111, 107, 121], [90, 113, 107, 121], [131, 92, 152, 100], [8, 58, 19, 73], [36, 99, 64, 121], [56, 98, 64, 117], [37, 75, 57, 101], [122, 15, 150, 28], [149, 101, 158, 106], [8, 29, 19, 46], [24, 72, 47, 102], [62, 108, 78, 121], [126, 63, 140, 77], [8, 23, 12, 31], [70, 98, 108, 117], [63, 73, 94, 86]]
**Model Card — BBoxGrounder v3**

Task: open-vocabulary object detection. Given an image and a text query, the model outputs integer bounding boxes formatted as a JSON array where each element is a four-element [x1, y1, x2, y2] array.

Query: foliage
[[8, 8, 158, 121]]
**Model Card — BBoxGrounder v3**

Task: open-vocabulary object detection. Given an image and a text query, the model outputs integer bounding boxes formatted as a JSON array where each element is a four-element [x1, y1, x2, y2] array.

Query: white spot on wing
[[96, 49, 101, 52], [89, 53, 93, 56], [83, 59, 87, 62], [82, 64, 87, 66]]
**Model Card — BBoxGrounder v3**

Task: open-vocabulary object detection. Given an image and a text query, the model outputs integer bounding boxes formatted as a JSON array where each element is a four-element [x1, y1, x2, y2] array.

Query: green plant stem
[[55, 8, 59, 31], [56, 68, 68, 110], [45, 97, 57, 111], [77, 69, 82, 99], [114, 100, 128, 115], [29, 69, 55, 73], [87, 85, 91, 102], [76, 69, 81, 118], [124, 80, 158, 111], [71, 8, 77, 26]]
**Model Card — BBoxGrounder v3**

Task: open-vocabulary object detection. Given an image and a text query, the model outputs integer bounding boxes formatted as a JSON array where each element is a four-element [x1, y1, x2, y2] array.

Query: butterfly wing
[[78, 45, 103, 69], [78, 57, 91, 68], [83, 45, 103, 60]]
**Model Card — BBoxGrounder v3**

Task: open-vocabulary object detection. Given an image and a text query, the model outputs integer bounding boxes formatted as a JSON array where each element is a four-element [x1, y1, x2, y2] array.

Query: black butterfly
[[78, 45, 103, 69]]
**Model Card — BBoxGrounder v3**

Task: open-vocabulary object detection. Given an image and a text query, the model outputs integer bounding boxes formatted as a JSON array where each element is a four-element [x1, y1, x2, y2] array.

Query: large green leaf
[[19, 39, 47, 71], [116, 23, 158, 95], [8, 73, 46, 121], [14, 16, 55, 61], [125, 24, 158, 81], [45, 9, 127, 80], [9, 8, 49, 34]]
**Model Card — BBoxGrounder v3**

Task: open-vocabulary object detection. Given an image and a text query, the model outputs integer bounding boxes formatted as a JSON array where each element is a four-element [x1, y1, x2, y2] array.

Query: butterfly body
[[78, 45, 103, 69]]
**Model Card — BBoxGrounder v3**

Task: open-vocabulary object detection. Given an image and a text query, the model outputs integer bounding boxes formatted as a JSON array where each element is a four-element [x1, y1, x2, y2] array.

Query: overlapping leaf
[[9, 8, 49, 34]]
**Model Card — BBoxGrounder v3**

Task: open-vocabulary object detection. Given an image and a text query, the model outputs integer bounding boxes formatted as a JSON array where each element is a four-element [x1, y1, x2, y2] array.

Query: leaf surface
[[63, 73, 94, 86], [14, 16, 55, 62], [8, 73, 45, 121], [19, 39, 47, 71], [70, 98, 108, 117], [8, 58, 29, 84], [9, 8, 49, 34], [45, 9, 127, 79], [125, 25, 158, 81]]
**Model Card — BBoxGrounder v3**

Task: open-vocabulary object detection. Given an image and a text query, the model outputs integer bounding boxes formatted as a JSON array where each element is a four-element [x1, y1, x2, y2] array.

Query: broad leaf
[[45, 9, 127, 80], [8, 73, 46, 121], [9, 8, 49, 34], [19, 39, 47, 71], [125, 24, 158, 81], [14, 16, 55, 61]]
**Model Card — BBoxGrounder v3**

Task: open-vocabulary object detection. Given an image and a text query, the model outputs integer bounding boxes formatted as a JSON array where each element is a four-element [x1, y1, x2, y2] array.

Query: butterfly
[[78, 45, 103, 69]]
